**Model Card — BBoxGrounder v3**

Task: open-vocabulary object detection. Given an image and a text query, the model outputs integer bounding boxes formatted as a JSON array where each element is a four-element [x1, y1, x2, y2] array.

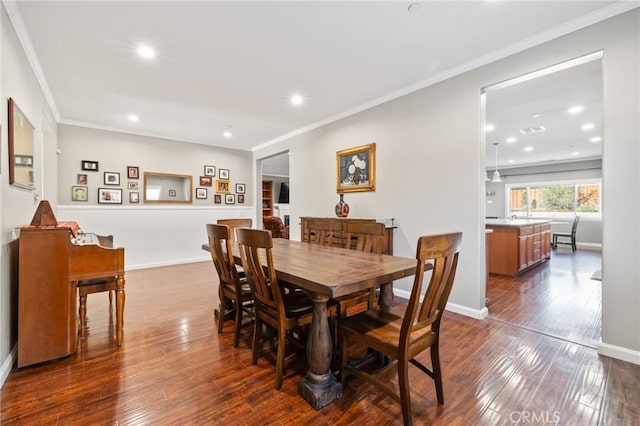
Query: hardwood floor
[[1, 254, 638, 425]]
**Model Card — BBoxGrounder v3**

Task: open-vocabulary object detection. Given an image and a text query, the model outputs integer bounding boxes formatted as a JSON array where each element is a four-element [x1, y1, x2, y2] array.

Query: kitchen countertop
[[486, 219, 551, 227]]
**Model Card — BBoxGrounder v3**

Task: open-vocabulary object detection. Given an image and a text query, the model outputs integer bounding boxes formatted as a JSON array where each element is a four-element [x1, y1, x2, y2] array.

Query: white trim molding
[[394, 289, 488, 320], [0, 346, 17, 388], [598, 341, 640, 365]]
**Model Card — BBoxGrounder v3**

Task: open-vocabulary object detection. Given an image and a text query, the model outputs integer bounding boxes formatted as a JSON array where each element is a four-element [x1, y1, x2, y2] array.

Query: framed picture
[[77, 173, 87, 185], [127, 181, 139, 190], [129, 191, 139, 203], [204, 165, 216, 176], [235, 183, 246, 194], [98, 188, 122, 204], [237, 194, 245, 204], [15, 155, 33, 166], [71, 186, 88, 202], [214, 194, 222, 204], [104, 172, 120, 186], [219, 169, 229, 179], [81, 160, 99, 171], [225, 194, 236, 204], [336, 143, 376, 193], [127, 166, 139, 179], [168, 189, 177, 197], [199, 176, 212, 186], [196, 187, 208, 199], [216, 179, 231, 193]]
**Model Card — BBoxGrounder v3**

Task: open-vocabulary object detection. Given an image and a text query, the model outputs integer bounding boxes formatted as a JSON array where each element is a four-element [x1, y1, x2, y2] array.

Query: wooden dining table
[[202, 238, 425, 409]]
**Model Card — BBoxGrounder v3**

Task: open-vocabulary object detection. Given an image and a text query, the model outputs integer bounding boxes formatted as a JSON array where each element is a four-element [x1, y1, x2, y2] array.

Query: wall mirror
[[144, 171, 193, 204], [8, 98, 35, 189]]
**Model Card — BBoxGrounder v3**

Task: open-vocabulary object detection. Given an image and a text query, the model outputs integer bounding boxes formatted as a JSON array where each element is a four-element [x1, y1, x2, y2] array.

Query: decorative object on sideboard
[[336, 143, 376, 193], [335, 193, 350, 218]]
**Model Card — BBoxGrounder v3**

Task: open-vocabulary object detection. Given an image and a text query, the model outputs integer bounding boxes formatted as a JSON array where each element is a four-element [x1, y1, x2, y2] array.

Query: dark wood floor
[[1, 250, 638, 425]]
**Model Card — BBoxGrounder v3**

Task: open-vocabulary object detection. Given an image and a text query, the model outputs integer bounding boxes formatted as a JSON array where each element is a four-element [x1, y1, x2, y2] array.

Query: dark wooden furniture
[[263, 216, 289, 239], [300, 217, 395, 256], [206, 224, 253, 348], [486, 219, 551, 276], [216, 218, 252, 242], [262, 180, 273, 217], [552, 215, 581, 251], [18, 225, 125, 367], [339, 232, 463, 426], [236, 228, 335, 390]]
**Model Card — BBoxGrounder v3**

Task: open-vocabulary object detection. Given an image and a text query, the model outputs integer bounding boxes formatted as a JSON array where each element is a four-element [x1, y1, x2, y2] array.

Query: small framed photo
[[98, 188, 122, 204], [168, 189, 177, 197], [127, 166, 139, 179], [235, 183, 246, 194], [196, 187, 208, 199], [81, 160, 99, 171], [127, 181, 139, 190], [237, 194, 245, 204], [129, 192, 139, 203], [214, 194, 222, 204], [71, 186, 88, 202], [104, 172, 120, 186], [199, 176, 212, 186], [77, 174, 87, 185], [204, 165, 216, 177], [219, 169, 229, 179], [225, 194, 236, 204], [216, 179, 231, 193]]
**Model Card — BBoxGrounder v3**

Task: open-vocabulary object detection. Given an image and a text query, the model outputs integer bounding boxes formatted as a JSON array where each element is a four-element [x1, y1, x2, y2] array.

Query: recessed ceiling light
[[223, 130, 232, 138], [581, 123, 595, 131], [508, 159, 515, 163], [485, 123, 495, 132], [291, 94, 304, 106], [128, 114, 140, 122], [136, 44, 155, 59], [524, 146, 534, 152], [590, 136, 602, 143], [532, 114, 541, 118], [506, 137, 517, 143], [520, 126, 546, 134], [572, 152, 580, 156], [568, 105, 584, 114]]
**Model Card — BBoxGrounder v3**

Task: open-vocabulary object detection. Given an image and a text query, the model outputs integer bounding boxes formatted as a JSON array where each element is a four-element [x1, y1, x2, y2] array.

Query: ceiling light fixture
[[524, 146, 534, 152], [291, 94, 304, 106], [581, 123, 595, 131], [572, 152, 580, 156], [128, 114, 140, 122], [590, 136, 602, 143], [508, 159, 515, 163], [568, 105, 584, 114], [485, 123, 495, 132], [223, 129, 232, 138], [532, 114, 541, 118], [506, 137, 517, 143], [491, 142, 502, 183], [136, 44, 155, 59], [407, 2, 422, 12]]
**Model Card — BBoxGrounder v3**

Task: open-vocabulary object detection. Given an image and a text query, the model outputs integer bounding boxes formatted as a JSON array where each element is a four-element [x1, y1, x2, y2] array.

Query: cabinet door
[[519, 236, 528, 270], [541, 230, 551, 258], [526, 235, 535, 266]]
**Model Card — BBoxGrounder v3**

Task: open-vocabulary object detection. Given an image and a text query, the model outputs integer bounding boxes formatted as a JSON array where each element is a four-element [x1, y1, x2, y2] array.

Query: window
[[507, 181, 600, 218]]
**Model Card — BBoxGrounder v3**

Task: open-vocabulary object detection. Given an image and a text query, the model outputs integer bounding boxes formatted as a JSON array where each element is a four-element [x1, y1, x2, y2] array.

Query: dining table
[[202, 238, 425, 409]]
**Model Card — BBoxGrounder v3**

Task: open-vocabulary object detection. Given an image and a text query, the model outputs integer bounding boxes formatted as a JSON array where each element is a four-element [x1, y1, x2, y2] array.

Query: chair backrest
[[344, 221, 385, 254], [304, 218, 342, 246], [571, 215, 581, 237], [402, 233, 463, 344], [206, 224, 242, 290], [236, 228, 284, 320], [217, 218, 252, 242]]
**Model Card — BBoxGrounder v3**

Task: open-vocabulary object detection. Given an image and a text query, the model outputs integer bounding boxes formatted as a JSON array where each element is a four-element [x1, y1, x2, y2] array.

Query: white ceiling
[[10, 1, 634, 158]]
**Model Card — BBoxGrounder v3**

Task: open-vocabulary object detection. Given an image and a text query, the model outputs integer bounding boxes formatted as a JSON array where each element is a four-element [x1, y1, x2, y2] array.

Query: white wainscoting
[[57, 205, 255, 270]]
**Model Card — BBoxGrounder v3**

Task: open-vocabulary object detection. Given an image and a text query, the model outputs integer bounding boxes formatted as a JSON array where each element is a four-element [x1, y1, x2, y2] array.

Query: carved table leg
[[298, 294, 342, 409], [379, 282, 394, 308], [116, 275, 125, 346]]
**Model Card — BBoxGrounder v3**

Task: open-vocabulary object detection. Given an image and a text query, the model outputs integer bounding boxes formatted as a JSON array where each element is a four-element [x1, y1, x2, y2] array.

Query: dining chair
[[236, 227, 336, 389], [302, 218, 341, 246], [206, 224, 254, 348], [552, 215, 580, 251], [217, 218, 252, 241], [339, 232, 463, 426]]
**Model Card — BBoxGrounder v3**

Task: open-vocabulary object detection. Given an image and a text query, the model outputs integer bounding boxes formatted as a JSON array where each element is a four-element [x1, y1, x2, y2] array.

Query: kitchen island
[[486, 219, 551, 276]]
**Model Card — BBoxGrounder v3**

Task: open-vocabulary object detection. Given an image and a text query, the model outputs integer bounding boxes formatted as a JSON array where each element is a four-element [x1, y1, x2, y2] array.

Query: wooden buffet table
[[486, 219, 551, 276], [203, 238, 423, 409]]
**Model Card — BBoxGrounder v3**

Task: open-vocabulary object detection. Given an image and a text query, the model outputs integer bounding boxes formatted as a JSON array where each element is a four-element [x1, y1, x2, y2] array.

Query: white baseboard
[[126, 256, 210, 271], [394, 289, 488, 320], [577, 242, 602, 251], [0, 345, 17, 388], [598, 341, 640, 365]]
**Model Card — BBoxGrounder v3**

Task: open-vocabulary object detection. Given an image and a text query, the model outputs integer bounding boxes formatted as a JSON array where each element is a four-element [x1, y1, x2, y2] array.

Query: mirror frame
[[143, 171, 193, 204], [8, 98, 35, 190]]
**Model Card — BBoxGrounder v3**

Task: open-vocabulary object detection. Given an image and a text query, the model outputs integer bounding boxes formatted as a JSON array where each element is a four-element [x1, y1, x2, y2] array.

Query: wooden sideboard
[[486, 219, 551, 276], [300, 217, 395, 255]]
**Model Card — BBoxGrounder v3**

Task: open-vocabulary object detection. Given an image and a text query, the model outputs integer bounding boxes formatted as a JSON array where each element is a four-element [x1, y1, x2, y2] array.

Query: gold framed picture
[[216, 179, 231, 193], [336, 143, 376, 193]]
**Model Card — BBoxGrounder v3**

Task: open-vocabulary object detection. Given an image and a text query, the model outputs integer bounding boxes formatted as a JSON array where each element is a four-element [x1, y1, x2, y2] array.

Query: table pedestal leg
[[298, 294, 342, 409], [379, 282, 394, 308]]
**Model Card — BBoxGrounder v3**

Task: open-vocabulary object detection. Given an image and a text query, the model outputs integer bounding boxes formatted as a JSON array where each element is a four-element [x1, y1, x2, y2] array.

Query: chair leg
[[108, 290, 113, 305], [398, 358, 413, 426], [340, 333, 349, 384], [79, 295, 88, 338], [218, 295, 227, 334], [275, 326, 287, 389], [252, 317, 261, 365], [431, 342, 444, 405], [233, 299, 242, 348], [572, 238, 577, 251]]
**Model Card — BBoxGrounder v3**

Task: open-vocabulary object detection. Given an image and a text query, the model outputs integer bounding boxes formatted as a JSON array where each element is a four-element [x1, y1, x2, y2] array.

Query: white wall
[[1, 5, 58, 381], [254, 11, 640, 361]]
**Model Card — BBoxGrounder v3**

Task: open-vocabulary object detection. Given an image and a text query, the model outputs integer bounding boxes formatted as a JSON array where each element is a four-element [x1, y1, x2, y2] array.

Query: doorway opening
[[259, 151, 290, 230]]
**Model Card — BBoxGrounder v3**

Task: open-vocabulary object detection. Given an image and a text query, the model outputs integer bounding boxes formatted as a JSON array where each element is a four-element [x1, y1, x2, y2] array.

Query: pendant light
[[491, 142, 502, 183]]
